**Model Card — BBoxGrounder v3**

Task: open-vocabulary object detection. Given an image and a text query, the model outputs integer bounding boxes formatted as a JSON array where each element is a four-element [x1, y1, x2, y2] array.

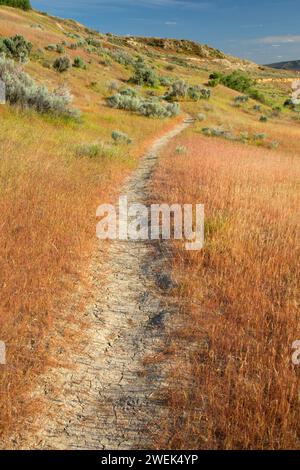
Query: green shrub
[[131, 60, 159, 87], [284, 98, 299, 109], [119, 87, 137, 97], [75, 143, 106, 158], [207, 72, 223, 87], [248, 88, 265, 103], [0, 34, 32, 63], [108, 49, 135, 67], [107, 92, 180, 118], [169, 79, 188, 99], [73, 56, 86, 69], [112, 130, 132, 144], [210, 70, 265, 103], [0, 56, 78, 117], [165, 80, 210, 102], [260, 115, 268, 122], [269, 140, 279, 149], [202, 127, 236, 140], [207, 79, 219, 87], [56, 44, 65, 54], [53, 56, 71, 73], [159, 75, 173, 87], [254, 133, 267, 140], [0, 0, 31, 10], [197, 113, 206, 121], [139, 100, 179, 118], [45, 44, 56, 51], [234, 95, 249, 104], [176, 146, 187, 154], [209, 72, 223, 81], [220, 71, 254, 93]]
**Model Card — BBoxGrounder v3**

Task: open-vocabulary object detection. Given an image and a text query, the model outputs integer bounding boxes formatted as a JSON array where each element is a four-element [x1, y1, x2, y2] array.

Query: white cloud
[[255, 35, 300, 44], [165, 21, 177, 25]]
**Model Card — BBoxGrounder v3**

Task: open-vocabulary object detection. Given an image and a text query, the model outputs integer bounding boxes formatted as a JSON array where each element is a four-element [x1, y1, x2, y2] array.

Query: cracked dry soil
[[24, 118, 193, 450]]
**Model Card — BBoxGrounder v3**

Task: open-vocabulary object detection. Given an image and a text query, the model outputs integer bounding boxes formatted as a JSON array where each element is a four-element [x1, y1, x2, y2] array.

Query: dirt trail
[[25, 117, 193, 450]]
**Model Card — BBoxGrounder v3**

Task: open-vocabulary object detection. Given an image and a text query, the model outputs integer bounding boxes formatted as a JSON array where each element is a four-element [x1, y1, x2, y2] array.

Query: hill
[[0, 4, 299, 451], [266, 59, 300, 71]]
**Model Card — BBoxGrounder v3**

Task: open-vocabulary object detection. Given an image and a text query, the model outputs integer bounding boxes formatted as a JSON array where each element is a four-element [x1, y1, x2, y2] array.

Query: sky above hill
[[32, 0, 300, 64]]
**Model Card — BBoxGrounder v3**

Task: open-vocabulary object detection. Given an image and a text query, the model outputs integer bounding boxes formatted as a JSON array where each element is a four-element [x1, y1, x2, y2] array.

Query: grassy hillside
[[0, 4, 299, 448]]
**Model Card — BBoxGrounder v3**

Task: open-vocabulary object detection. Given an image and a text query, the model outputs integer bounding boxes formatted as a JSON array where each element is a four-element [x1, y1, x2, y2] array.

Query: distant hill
[[266, 60, 300, 71]]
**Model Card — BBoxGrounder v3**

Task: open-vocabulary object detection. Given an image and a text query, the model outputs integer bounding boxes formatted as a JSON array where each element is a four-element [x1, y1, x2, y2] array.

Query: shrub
[[108, 49, 135, 67], [169, 79, 188, 99], [0, 56, 77, 117], [248, 88, 265, 103], [139, 100, 180, 118], [159, 76, 173, 87], [119, 87, 137, 97], [0, 0, 31, 10], [197, 113, 206, 121], [260, 115, 268, 122], [131, 61, 159, 87], [187, 87, 201, 101], [0, 35, 32, 63], [30, 23, 43, 30], [284, 98, 299, 109], [211, 70, 265, 103], [111, 130, 132, 144], [209, 72, 223, 81], [53, 56, 71, 73], [107, 92, 180, 118], [208, 72, 223, 87], [234, 95, 249, 104], [107, 80, 119, 93], [220, 71, 254, 93], [176, 146, 187, 154], [269, 140, 279, 149], [207, 79, 219, 87], [99, 57, 112, 67], [45, 44, 56, 51], [166, 81, 211, 102], [73, 56, 86, 69], [75, 142, 120, 159], [202, 127, 236, 140], [56, 44, 65, 54], [199, 87, 211, 100], [75, 143, 106, 159], [254, 133, 267, 140], [107, 93, 142, 112]]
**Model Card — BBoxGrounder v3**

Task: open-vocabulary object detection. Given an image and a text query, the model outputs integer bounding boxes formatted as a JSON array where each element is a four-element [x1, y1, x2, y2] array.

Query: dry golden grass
[[1, 3, 299, 448], [152, 133, 300, 449]]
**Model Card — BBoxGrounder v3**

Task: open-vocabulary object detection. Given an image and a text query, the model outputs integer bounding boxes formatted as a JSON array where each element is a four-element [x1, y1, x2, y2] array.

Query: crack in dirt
[[18, 118, 193, 450]]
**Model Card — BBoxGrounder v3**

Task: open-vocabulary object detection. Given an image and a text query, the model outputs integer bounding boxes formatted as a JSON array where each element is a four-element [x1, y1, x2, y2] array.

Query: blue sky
[[31, 0, 300, 63]]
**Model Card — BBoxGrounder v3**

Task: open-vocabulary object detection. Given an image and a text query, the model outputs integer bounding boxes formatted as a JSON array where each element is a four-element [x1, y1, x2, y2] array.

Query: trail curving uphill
[[26, 117, 193, 450]]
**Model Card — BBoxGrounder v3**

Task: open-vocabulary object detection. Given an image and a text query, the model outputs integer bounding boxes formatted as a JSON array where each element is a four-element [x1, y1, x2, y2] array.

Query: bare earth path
[[27, 117, 193, 450]]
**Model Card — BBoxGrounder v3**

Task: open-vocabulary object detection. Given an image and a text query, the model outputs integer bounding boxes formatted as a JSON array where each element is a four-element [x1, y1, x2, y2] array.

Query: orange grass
[[152, 134, 300, 449], [0, 100, 180, 445]]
